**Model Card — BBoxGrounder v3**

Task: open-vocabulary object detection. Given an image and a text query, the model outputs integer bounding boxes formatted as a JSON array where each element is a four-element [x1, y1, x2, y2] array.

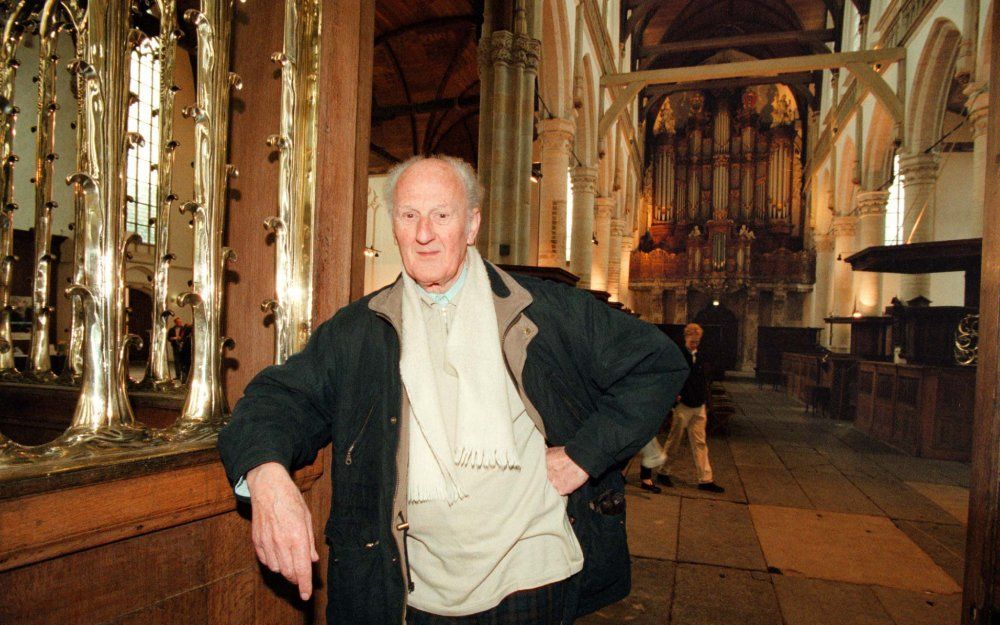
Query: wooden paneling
[[780, 351, 857, 420], [0, 450, 325, 625], [855, 362, 976, 462]]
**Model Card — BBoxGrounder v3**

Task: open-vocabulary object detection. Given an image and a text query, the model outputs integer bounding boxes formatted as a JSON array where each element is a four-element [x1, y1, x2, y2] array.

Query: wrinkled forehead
[[394, 162, 467, 207]]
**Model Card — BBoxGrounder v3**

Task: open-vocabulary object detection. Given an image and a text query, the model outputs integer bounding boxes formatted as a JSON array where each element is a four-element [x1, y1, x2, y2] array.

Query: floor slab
[[624, 491, 680, 561], [873, 586, 962, 625], [894, 519, 967, 586], [792, 467, 884, 516], [678, 498, 766, 571], [772, 575, 895, 625], [904, 482, 970, 525], [738, 465, 813, 509], [847, 476, 961, 525], [576, 558, 676, 625], [671, 563, 782, 625], [748, 504, 961, 594]]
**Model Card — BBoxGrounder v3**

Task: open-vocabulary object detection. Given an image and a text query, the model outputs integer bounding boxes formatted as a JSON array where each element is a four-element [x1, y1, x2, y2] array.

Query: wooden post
[[962, 8, 1000, 625]]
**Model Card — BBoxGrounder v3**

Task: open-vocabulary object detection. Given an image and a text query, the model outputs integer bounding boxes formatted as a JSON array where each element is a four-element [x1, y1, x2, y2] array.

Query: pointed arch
[[863, 103, 897, 190], [577, 53, 598, 166], [907, 18, 962, 152], [539, 0, 572, 119]]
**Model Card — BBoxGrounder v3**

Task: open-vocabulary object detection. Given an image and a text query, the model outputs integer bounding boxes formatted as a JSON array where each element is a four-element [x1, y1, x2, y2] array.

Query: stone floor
[[578, 380, 970, 625]]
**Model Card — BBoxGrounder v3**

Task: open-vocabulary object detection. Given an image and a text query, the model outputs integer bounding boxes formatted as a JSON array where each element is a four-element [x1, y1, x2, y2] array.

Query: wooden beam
[[622, 0, 659, 40], [371, 95, 480, 123], [642, 72, 815, 97], [638, 28, 836, 57], [846, 61, 903, 122], [599, 82, 644, 140], [603, 48, 906, 87]]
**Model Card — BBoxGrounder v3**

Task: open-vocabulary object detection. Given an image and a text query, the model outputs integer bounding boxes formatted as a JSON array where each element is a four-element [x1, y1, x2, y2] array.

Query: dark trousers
[[406, 578, 568, 625]]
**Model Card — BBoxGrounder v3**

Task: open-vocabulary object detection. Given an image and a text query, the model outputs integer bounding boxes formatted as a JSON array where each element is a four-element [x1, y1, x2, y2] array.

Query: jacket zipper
[[372, 309, 410, 624], [344, 402, 376, 466]]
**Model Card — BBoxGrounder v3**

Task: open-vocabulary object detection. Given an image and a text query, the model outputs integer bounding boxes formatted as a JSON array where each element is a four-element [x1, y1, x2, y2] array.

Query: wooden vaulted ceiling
[[628, 0, 851, 129], [369, 0, 483, 174]]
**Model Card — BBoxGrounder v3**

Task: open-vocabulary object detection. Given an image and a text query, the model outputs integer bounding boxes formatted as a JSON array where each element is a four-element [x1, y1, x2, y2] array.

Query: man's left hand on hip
[[545, 446, 588, 495]]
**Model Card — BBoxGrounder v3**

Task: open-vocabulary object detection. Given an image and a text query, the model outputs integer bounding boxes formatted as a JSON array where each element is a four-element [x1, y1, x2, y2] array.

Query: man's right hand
[[246, 462, 320, 601]]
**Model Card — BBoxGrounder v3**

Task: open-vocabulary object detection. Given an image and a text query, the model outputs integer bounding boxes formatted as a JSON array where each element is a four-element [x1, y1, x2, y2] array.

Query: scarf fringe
[[408, 481, 467, 505], [454, 446, 522, 470]]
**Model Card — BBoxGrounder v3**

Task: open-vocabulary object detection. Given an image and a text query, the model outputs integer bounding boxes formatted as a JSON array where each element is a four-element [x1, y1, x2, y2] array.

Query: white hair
[[383, 155, 483, 227]]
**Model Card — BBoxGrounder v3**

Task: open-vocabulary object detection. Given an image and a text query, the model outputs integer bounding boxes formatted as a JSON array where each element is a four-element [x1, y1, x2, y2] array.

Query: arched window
[[126, 37, 161, 244], [884, 154, 904, 245]]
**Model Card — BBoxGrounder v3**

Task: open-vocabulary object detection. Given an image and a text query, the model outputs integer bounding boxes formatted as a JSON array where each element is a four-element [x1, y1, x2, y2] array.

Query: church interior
[[0, 0, 998, 624]]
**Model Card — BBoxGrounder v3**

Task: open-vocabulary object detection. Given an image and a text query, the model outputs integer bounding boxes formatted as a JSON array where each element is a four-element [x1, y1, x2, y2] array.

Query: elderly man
[[218, 155, 688, 625]]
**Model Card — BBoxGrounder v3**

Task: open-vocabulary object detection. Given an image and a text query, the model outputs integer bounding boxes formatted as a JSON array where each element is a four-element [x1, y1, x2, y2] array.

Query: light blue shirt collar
[[415, 260, 468, 307]]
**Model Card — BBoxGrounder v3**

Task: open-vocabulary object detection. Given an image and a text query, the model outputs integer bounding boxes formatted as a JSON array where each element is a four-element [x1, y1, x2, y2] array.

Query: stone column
[[856, 190, 890, 314], [813, 232, 835, 332], [476, 28, 540, 263], [832, 215, 858, 349], [741, 287, 760, 371], [618, 232, 633, 307], [606, 217, 625, 300], [772, 288, 788, 327], [591, 196, 614, 291], [570, 165, 598, 286], [673, 287, 688, 324], [965, 84, 989, 236], [897, 152, 940, 301], [536, 117, 575, 266]]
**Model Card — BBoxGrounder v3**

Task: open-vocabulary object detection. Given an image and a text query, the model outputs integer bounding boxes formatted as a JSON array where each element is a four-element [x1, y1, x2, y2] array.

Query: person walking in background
[[656, 323, 725, 493], [167, 317, 188, 382]]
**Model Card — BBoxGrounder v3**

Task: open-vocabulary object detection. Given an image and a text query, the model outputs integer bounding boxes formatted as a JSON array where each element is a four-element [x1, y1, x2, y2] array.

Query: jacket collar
[[367, 260, 533, 338]]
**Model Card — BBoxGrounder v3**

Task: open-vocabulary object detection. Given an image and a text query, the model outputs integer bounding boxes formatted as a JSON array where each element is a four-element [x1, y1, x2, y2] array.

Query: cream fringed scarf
[[399, 247, 520, 504]]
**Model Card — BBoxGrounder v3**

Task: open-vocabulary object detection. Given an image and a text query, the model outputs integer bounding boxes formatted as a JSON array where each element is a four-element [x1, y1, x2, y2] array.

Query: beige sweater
[[404, 282, 583, 616]]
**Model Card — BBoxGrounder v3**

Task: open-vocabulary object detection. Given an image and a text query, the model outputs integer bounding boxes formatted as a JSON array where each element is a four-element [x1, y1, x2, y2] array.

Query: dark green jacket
[[218, 263, 688, 624]]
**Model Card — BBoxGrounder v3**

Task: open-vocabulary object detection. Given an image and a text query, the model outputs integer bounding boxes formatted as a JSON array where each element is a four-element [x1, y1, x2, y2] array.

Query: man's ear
[[466, 208, 482, 245]]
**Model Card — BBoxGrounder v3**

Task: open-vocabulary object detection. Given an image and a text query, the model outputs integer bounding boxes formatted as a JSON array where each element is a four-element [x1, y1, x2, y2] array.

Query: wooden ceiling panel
[[370, 0, 480, 172]]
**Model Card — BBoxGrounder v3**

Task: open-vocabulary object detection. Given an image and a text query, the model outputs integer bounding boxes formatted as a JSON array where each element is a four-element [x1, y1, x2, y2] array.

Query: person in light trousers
[[638, 323, 725, 494]]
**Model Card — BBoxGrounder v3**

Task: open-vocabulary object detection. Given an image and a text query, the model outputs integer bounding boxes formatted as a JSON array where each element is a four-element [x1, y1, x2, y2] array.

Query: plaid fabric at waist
[[406, 578, 569, 625]]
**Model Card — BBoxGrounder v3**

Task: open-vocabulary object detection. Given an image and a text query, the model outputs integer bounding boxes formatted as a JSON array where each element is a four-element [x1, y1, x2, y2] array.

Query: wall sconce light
[[530, 162, 542, 183], [592, 232, 598, 245], [712, 299, 720, 307], [363, 246, 380, 259], [836, 253, 842, 261], [851, 298, 862, 318]]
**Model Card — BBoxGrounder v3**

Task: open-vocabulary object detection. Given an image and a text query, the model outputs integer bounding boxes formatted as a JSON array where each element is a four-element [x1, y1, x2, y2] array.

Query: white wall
[[363, 174, 403, 295]]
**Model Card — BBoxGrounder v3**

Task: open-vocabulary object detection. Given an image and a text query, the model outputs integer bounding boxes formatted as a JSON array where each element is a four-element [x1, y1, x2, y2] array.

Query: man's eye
[[432, 212, 451, 222]]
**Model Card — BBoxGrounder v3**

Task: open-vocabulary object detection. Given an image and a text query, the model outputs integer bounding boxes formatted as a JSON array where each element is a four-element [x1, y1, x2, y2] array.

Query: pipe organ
[[631, 87, 814, 367]]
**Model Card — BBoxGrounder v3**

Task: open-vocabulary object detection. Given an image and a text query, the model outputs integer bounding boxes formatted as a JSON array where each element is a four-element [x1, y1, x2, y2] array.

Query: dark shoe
[[639, 480, 662, 494], [698, 482, 725, 493], [655, 474, 674, 487]]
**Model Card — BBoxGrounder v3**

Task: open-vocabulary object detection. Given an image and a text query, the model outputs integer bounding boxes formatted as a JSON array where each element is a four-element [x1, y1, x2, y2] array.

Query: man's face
[[391, 160, 481, 293], [685, 333, 701, 352], [174, 318, 183, 327]]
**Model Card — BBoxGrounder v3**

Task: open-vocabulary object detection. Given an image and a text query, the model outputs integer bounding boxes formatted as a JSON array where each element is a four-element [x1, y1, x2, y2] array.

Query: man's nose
[[415, 215, 434, 243]]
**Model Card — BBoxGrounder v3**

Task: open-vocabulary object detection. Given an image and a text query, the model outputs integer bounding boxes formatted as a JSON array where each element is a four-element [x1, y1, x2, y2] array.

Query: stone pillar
[[606, 217, 625, 300], [897, 152, 940, 301], [476, 28, 540, 263], [856, 190, 890, 314], [832, 215, 858, 349], [536, 117, 575, 266], [591, 196, 614, 291], [618, 232, 633, 307], [673, 287, 688, 324], [570, 165, 598, 286], [813, 233, 836, 333], [741, 288, 760, 371], [966, 84, 989, 236], [772, 288, 788, 327]]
